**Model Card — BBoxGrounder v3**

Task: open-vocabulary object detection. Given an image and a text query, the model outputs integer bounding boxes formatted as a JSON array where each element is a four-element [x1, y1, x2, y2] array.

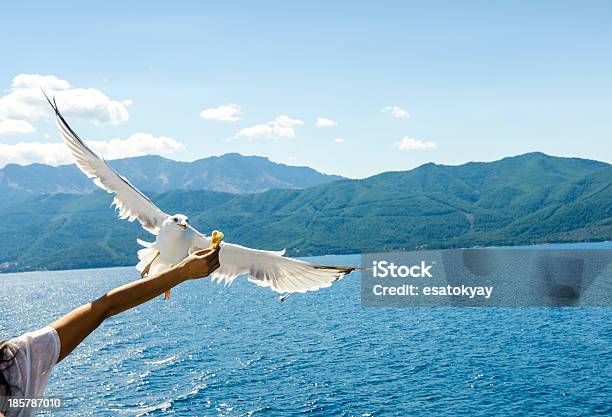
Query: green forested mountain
[[1, 152, 610, 272]]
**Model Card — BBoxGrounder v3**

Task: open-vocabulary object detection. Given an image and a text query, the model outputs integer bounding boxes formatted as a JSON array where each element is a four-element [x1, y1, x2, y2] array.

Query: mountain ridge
[[0, 152, 610, 272], [0, 152, 344, 197]]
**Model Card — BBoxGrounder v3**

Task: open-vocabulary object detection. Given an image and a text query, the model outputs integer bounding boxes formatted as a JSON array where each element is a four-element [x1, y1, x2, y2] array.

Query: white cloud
[[395, 136, 437, 151], [0, 74, 132, 134], [0, 133, 183, 168], [333, 138, 345, 144], [54, 88, 131, 124], [235, 115, 304, 140], [0, 87, 51, 122], [316, 117, 337, 127], [0, 142, 70, 167], [89, 133, 183, 159], [200, 103, 241, 122], [382, 105, 409, 119], [12, 74, 71, 90], [0, 119, 35, 135]]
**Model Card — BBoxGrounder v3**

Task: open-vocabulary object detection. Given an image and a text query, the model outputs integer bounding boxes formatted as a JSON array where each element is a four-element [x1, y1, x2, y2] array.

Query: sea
[[1, 243, 610, 416]]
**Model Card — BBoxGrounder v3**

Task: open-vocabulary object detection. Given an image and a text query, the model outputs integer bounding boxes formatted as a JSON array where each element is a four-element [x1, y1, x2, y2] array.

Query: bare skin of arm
[[50, 249, 220, 362]]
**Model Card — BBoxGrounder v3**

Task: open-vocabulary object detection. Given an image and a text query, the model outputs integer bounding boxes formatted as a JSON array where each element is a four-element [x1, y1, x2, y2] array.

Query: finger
[[203, 248, 220, 259]]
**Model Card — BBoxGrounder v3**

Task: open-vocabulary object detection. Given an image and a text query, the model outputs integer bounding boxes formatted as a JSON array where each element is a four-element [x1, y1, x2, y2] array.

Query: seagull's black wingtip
[[40, 87, 59, 114], [40, 88, 58, 112]]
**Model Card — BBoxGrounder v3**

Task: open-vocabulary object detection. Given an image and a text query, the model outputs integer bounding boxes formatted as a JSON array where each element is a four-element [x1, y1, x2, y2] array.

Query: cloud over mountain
[[0, 133, 183, 168], [395, 136, 437, 151], [0, 74, 132, 135], [316, 117, 337, 127], [382, 105, 409, 119], [235, 115, 304, 140], [200, 103, 241, 122]]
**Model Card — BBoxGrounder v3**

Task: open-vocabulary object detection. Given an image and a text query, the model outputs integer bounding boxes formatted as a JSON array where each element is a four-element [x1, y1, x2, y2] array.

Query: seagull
[[45, 94, 358, 299]]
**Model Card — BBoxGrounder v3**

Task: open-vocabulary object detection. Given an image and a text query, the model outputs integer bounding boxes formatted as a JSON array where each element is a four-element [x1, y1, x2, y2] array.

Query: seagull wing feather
[[192, 232, 356, 293], [46, 94, 168, 235]]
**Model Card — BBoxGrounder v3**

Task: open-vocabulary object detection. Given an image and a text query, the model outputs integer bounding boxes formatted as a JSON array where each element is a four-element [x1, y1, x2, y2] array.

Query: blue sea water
[[1, 245, 611, 416]]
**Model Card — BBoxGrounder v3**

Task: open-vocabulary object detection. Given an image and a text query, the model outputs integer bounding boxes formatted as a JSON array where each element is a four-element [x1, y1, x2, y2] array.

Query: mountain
[[0, 153, 344, 199], [0, 152, 610, 272]]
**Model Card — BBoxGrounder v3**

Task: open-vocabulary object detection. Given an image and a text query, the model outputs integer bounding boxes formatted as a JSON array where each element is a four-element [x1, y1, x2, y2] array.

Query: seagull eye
[[173, 218, 177, 222]]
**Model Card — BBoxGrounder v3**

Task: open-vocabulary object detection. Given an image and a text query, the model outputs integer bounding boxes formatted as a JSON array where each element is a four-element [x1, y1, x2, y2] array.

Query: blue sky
[[1, 1, 610, 178]]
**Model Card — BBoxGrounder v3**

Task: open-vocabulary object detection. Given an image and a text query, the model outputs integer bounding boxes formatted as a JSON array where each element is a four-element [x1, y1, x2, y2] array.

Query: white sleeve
[[1, 326, 61, 409]]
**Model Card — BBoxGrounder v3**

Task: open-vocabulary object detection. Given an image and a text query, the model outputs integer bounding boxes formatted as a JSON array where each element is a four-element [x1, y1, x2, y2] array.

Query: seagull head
[[165, 214, 189, 231]]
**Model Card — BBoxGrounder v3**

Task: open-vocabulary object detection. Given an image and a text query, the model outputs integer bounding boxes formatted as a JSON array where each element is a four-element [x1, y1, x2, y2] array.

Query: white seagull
[[45, 95, 357, 299]]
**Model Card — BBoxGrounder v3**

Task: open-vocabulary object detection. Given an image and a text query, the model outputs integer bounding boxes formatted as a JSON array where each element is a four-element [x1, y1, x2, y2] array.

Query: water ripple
[[0, 253, 610, 416]]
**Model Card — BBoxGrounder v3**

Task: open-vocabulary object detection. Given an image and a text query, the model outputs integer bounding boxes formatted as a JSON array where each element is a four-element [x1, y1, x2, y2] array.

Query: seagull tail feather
[[136, 244, 158, 274], [137, 238, 154, 248]]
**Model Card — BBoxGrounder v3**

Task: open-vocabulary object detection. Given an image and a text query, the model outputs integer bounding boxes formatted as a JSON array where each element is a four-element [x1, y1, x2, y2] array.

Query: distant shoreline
[[2, 240, 610, 276]]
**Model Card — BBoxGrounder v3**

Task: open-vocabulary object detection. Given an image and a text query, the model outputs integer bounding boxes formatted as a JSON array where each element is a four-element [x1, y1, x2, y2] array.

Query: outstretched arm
[[50, 249, 220, 362]]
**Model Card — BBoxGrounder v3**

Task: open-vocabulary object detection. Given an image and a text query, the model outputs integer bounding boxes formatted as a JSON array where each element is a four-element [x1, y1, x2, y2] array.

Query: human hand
[[175, 248, 221, 280]]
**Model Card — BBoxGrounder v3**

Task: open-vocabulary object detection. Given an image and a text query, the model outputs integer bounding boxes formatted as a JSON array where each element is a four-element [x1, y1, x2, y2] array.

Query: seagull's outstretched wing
[[46, 94, 168, 235], [192, 232, 357, 293]]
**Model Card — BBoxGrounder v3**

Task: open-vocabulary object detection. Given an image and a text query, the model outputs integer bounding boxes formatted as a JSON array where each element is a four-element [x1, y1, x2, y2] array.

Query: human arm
[[50, 248, 220, 362]]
